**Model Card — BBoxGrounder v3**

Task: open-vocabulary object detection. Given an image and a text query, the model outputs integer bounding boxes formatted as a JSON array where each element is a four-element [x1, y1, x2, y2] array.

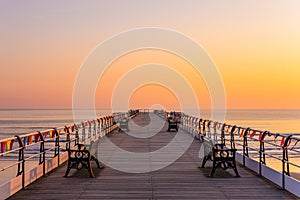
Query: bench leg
[[209, 160, 218, 177], [87, 160, 95, 178], [64, 159, 72, 177], [201, 155, 210, 168], [91, 155, 102, 169], [231, 160, 240, 177]]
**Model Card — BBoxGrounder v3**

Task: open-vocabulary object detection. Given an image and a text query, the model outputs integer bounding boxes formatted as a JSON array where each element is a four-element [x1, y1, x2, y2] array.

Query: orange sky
[[1, 1, 300, 110]]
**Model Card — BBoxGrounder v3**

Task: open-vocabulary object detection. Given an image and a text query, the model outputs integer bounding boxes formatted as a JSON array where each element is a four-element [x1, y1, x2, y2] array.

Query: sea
[[1, 109, 300, 139]]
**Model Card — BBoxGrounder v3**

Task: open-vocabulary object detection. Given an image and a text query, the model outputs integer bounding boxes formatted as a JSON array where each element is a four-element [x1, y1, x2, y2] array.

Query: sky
[[0, 0, 300, 110]]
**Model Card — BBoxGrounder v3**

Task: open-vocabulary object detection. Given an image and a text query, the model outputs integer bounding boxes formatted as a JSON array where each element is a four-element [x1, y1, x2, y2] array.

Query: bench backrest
[[88, 139, 99, 156], [203, 138, 215, 156]]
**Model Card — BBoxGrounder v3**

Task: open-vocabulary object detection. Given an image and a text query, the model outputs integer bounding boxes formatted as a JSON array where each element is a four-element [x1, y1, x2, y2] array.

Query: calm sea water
[[0, 109, 300, 139]]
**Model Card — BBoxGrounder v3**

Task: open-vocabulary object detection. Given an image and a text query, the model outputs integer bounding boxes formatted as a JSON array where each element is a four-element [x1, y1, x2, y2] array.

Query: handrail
[[0, 110, 138, 192], [172, 111, 300, 191]]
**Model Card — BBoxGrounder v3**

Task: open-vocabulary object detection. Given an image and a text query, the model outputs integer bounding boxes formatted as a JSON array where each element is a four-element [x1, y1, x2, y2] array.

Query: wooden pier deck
[[9, 113, 298, 200]]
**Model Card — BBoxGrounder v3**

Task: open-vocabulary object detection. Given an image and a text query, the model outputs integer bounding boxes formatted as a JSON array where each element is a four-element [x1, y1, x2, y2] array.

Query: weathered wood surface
[[9, 113, 298, 199]]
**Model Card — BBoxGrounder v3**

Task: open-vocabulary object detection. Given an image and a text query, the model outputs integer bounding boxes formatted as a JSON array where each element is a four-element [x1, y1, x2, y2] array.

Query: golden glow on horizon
[[129, 84, 180, 110], [95, 49, 211, 110]]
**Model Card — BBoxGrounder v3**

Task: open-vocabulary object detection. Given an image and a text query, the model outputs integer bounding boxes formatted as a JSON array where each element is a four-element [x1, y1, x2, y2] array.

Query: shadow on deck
[[9, 113, 298, 200]]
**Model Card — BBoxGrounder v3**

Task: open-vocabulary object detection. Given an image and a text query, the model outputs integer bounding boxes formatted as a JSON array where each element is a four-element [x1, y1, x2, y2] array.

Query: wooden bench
[[119, 119, 129, 131], [201, 137, 240, 177], [64, 140, 102, 177], [167, 118, 178, 132]]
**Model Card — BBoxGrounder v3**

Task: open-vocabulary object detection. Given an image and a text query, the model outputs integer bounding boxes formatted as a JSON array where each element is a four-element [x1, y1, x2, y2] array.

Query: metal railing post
[[15, 136, 25, 189], [259, 131, 268, 176], [282, 134, 292, 189], [243, 128, 250, 167], [54, 128, 60, 166], [38, 132, 46, 176]]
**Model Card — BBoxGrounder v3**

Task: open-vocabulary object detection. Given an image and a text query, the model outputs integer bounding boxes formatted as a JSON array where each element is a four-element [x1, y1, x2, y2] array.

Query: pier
[[6, 112, 298, 199]]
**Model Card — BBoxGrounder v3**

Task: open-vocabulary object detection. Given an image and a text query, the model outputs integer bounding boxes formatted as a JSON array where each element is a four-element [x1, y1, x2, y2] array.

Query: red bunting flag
[[291, 140, 299, 150], [34, 134, 39, 142], [43, 132, 48, 139], [71, 125, 75, 132], [280, 137, 285, 147], [239, 128, 245, 137], [1, 141, 6, 153], [250, 130, 256, 138], [27, 135, 32, 145]]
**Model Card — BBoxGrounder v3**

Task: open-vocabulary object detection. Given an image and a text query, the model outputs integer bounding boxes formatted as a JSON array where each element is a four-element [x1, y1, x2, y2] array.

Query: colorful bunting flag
[[27, 135, 33, 145], [250, 130, 256, 138], [1, 141, 6, 153], [6, 140, 11, 151], [23, 137, 28, 147], [285, 138, 292, 149], [34, 134, 39, 142], [9, 139, 14, 150], [291, 140, 299, 150], [43, 132, 48, 139], [280, 137, 285, 147], [239, 128, 245, 137]]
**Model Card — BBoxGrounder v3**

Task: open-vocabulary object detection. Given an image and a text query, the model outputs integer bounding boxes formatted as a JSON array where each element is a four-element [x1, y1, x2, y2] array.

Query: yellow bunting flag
[[6, 140, 11, 152], [49, 130, 53, 138]]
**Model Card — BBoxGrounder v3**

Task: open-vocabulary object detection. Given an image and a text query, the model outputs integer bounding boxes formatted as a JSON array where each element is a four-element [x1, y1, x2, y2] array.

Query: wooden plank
[[8, 113, 299, 200]]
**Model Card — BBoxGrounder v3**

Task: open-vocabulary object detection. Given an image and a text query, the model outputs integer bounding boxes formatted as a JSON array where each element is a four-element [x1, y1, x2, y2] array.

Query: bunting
[[9, 139, 14, 151], [234, 127, 239, 135], [1, 139, 15, 153], [6, 140, 10, 152], [43, 131, 48, 139], [280, 136, 285, 147], [1, 141, 6, 153], [23, 137, 28, 147], [239, 128, 245, 137], [291, 140, 299, 150], [27, 135, 33, 145], [49, 130, 53, 138], [250, 130, 256, 138], [274, 134, 279, 144], [34, 134, 40, 142]]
